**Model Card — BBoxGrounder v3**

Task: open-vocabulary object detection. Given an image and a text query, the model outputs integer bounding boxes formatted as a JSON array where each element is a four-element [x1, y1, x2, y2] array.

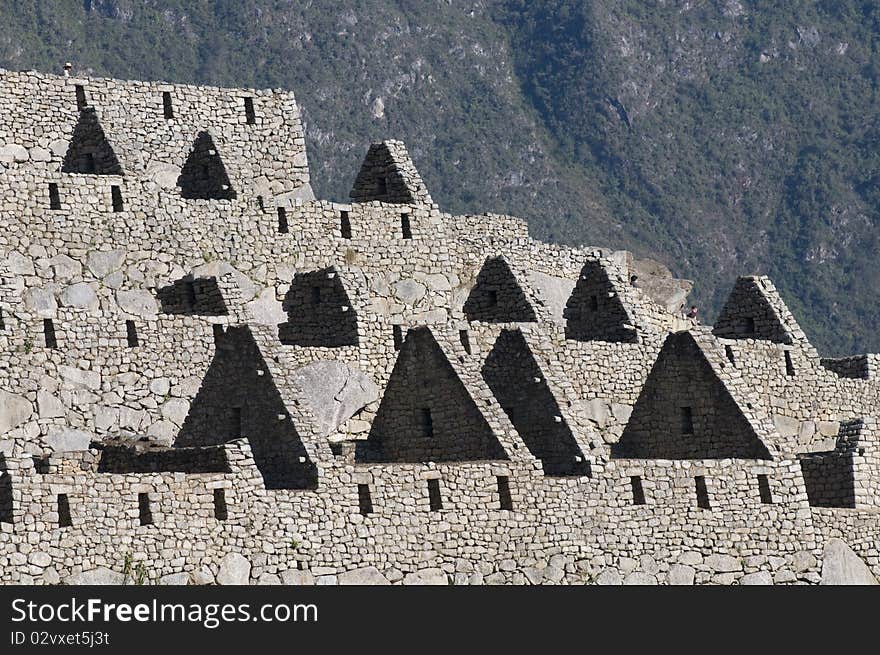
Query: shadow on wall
[[799, 454, 856, 508], [97, 445, 231, 474], [61, 108, 123, 175], [177, 131, 237, 200], [278, 267, 359, 347], [612, 332, 772, 459], [463, 257, 537, 323], [357, 327, 508, 463], [564, 260, 636, 343], [482, 329, 590, 476], [156, 276, 228, 315], [174, 325, 317, 490]]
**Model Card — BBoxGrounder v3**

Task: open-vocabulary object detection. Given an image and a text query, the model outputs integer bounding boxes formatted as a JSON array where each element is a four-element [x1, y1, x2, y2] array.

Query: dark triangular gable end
[[483, 329, 589, 476], [61, 108, 124, 175], [463, 257, 537, 323], [177, 131, 237, 200], [564, 260, 636, 343], [278, 267, 359, 347], [156, 275, 229, 316], [613, 331, 772, 460], [712, 278, 792, 344], [357, 327, 508, 463], [350, 142, 418, 204], [174, 326, 316, 489]]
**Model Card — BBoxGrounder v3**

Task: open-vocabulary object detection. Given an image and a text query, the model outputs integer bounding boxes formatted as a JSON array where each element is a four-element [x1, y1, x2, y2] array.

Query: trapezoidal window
[[784, 351, 795, 377], [277, 207, 288, 234], [392, 324, 404, 351], [43, 319, 58, 349], [497, 476, 514, 511], [420, 408, 434, 438], [358, 484, 373, 515], [162, 91, 174, 119], [459, 329, 472, 355], [401, 213, 412, 239], [48, 183, 61, 210], [695, 476, 711, 509], [57, 493, 73, 528], [375, 175, 388, 197], [340, 210, 352, 238], [243, 97, 256, 124], [138, 492, 153, 525], [427, 478, 443, 511], [757, 474, 773, 504], [111, 185, 124, 212], [725, 344, 736, 366], [630, 476, 646, 505], [125, 320, 139, 347], [213, 488, 228, 520], [680, 406, 694, 435], [75, 85, 87, 110], [742, 316, 756, 336]]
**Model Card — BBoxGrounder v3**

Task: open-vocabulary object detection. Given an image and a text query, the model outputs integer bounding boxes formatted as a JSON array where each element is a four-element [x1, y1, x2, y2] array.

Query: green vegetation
[[2, 1, 879, 354]]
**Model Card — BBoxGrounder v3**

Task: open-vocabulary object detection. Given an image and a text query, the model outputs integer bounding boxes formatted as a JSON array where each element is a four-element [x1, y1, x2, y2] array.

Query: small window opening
[[58, 494, 73, 528], [48, 183, 61, 210], [497, 476, 514, 511], [125, 320, 139, 347], [725, 344, 736, 365], [459, 329, 472, 354], [630, 476, 646, 505], [0, 308, 5, 330], [111, 185, 123, 212], [138, 492, 153, 525], [231, 407, 243, 438], [212, 324, 224, 345], [784, 351, 795, 377], [243, 97, 256, 124], [680, 406, 694, 435], [277, 207, 288, 234], [420, 408, 434, 438], [695, 476, 711, 509], [213, 489, 228, 520], [358, 484, 373, 515], [743, 316, 756, 335], [162, 91, 174, 119], [310, 286, 321, 305], [427, 478, 443, 512], [376, 176, 387, 197], [340, 210, 352, 238], [43, 319, 58, 349], [589, 295, 599, 311], [757, 474, 773, 504], [487, 289, 499, 306], [256, 195, 264, 211], [82, 152, 96, 174], [401, 213, 412, 239], [75, 85, 87, 110], [392, 324, 404, 351]]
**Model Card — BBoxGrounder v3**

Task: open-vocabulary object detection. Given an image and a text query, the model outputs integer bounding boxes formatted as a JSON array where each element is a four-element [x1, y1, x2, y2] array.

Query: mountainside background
[[1, 0, 878, 356]]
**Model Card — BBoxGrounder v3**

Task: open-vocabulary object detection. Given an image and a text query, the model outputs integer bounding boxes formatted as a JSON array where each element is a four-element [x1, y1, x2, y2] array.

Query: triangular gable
[[278, 266, 359, 347], [349, 140, 433, 206], [483, 329, 589, 476], [61, 107, 123, 175], [357, 326, 508, 463], [174, 325, 317, 489], [713, 276, 801, 345], [564, 259, 637, 343], [464, 256, 537, 323], [177, 131, 237, 200], [156, 275, 229, 316], [613, 330, 773, 459]]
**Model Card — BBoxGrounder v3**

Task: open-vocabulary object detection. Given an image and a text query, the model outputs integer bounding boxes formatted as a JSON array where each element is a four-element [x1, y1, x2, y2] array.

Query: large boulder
[[116, 290, 159, 318], [821, 539, 879, 585], [216, 553, 251, 585], [0, 390, 33, 434], [60, 282, 99, 310], [87, 249, 126, 279], [527, 271, 575, 325], [338, 566, 390, 585], [293, 361, 379, 436], [65, 567, 125, 585], [402, 568, 448, 585], [45, 428, 92, 453]]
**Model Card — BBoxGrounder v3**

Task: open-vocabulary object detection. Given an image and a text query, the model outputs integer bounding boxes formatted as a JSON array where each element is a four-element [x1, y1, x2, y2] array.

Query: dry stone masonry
[[0, 69, 878, 585]]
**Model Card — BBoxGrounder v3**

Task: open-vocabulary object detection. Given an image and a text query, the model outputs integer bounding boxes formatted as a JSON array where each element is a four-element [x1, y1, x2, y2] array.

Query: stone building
[[0, 69, 877, 585]]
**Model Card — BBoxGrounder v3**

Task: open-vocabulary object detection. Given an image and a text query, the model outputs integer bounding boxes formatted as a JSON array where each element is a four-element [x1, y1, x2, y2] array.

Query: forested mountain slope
[[1, 1, 877, 355]]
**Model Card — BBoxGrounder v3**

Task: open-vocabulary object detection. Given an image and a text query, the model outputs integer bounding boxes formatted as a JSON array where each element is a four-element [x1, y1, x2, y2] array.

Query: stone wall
[[0, 68, 878, 585]]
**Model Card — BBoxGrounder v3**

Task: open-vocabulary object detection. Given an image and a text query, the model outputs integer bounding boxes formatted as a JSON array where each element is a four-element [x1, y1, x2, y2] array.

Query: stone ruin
[[0, 69, 877, 586]]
